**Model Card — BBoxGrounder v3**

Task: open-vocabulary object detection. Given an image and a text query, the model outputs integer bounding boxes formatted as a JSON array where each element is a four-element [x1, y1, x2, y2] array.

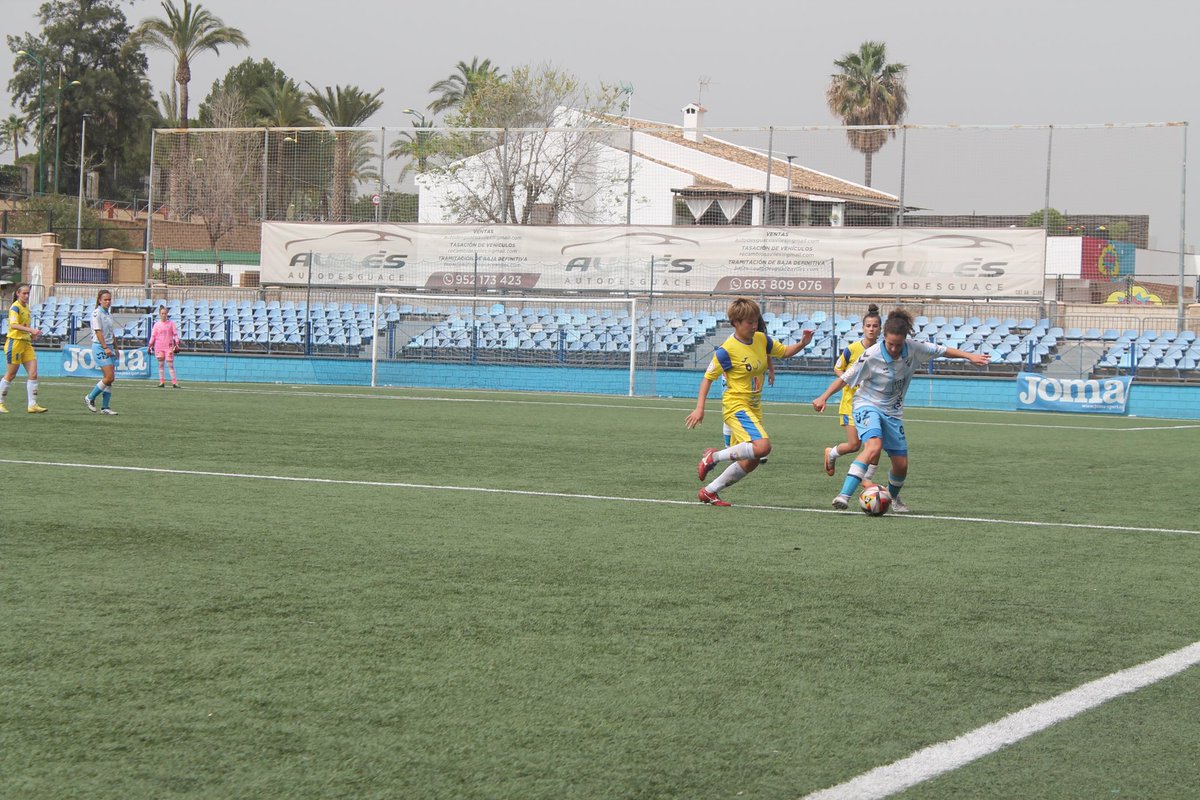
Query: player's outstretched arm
[[811, 376, 846, 413], [685, 377, 714, 429], [944, 347, 990, 367], [781, 329, 815, 358]]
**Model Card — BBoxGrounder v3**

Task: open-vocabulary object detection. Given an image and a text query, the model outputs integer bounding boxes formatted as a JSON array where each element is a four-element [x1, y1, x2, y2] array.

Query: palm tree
[[428, 58, 504, 114], [1, 114, 29, 160], [251, 79, 316, 220], [825, 41, 908, 188], [135, 0, 249, 129], [306, 83, 384, 220]]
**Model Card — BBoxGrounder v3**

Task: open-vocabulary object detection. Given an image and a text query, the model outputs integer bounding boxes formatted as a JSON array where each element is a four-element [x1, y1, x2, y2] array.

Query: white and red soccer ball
[[859, 485, 893, 516]]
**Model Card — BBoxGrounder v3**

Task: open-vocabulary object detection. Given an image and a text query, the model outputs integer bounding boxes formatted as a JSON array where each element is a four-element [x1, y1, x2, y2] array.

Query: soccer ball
[[859, 485, 893, 516]]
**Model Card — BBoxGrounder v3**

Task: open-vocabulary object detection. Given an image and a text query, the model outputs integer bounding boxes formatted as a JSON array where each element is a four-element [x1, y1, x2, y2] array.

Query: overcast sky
[[4, 0, 1198, 246]]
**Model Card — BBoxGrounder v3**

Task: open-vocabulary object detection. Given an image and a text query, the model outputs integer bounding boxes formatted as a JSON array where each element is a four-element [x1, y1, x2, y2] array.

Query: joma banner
[[61, 345, 152, 379], [260, 223, 1046, 299], [1016, 374, 1132, 414]]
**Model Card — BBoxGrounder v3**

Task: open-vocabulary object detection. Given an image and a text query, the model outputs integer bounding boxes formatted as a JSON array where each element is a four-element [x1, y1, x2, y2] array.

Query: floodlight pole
[[76, 113, 89, 248], [17, 50, 46, 194], [785, 155, 794, 226]]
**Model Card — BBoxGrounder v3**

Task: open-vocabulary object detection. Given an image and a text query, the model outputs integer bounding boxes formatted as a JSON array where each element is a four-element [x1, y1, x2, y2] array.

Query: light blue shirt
[[91, 304, 114, 345], [842, 338, 946, 418]]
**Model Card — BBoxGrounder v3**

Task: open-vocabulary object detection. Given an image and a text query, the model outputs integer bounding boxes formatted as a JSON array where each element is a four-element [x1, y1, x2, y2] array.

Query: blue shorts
[[91, 343, 116, 368], [851, 405, 908, 456]]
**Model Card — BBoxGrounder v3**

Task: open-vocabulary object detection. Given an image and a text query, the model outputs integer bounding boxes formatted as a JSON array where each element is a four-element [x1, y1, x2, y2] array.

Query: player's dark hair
[[883, 308, 914, 337], [12, 283, 29, 302], [96, 288, 111, 304], [864, 304, 881, 323]]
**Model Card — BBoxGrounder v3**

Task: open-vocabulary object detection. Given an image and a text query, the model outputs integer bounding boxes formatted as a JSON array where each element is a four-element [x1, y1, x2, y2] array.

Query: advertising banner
[[260, 223, 1046, 299], [1016, 373, 1132, 414], [61, 345, 152, 379]]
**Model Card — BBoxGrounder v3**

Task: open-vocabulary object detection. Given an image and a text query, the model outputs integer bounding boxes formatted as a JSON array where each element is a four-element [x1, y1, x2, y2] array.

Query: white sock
[[27, 380, 37, 406], [828, 444, 842, 463], [865, 463, 878, 481], [0, 378, 9, 402], [716, 442, 755, 462], [708, 462, 748, 493]]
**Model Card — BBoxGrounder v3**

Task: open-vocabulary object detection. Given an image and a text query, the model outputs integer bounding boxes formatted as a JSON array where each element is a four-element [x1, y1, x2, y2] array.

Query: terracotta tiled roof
[[599, 114, 898, 208]]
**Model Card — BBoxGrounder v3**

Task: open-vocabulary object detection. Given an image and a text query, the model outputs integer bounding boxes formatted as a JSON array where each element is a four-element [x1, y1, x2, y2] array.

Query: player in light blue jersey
[[84, 289, 120, 415], [812, 308, 989, 512]]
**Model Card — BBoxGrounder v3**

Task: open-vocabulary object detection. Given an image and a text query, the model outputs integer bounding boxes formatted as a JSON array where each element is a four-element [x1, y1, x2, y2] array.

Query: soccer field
[[3, 378, 1199, 799]]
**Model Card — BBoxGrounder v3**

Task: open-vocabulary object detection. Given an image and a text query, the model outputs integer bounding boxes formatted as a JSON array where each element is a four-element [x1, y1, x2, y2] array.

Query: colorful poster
[[1080, 237, 1135, 281]]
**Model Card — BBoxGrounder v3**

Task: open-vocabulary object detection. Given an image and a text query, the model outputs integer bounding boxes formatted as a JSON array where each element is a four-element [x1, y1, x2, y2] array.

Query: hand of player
[[30, 327, 41, 339], [811, 397, 827, 413], [684, 408, 704, 429], [967, 352, 990, 367]]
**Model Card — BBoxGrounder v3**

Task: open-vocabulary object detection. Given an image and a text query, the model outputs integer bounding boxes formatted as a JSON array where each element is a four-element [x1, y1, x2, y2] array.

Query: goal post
[[371, 293, 639, 396]]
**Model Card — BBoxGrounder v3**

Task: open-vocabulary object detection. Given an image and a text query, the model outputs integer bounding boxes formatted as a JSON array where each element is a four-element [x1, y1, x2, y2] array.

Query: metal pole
[[76, 114, 88, 248], [261, 129, 269, 221], [763, 126, 774, 225], [1043, 125, 1054, 234], [17, 51, 47, 194], [1178, 122, 1188, 331], [897, 126, 907, 226], [626, 126, 634, 225], [377, 127, 386, 223], [785, 155, 794, 226], [144, 130, 157, 284]]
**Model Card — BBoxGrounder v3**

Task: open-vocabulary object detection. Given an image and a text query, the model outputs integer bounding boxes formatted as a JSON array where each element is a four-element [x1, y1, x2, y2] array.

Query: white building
[[416, 103, 901, 227]]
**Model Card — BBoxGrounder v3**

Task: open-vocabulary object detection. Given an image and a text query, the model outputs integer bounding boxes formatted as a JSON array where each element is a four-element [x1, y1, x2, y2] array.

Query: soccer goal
[[371, 293, 640, 395]]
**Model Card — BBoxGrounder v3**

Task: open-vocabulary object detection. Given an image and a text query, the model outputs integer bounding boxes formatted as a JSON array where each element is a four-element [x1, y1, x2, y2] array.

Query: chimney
[[682, 102, 706, 143]]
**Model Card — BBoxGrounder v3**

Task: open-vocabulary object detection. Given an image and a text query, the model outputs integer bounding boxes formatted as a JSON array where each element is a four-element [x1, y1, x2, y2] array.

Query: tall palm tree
[[826, 41, 908, 188], [135, 0, 248, 129], [1, 114, 29, 160], [253, 79, 316, 220], [306, 83, 384, 221], [428, 58, 504, 114]]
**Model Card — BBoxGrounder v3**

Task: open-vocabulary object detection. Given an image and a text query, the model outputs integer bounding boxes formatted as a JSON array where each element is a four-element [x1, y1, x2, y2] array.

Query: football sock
[[828, 444, 842, 463], [715, 442, 755, 463], [87, 381, 105, 401], [839, 460, 868, 498], [27, 380, 37, 406], [707, 462, 748, 493], [0, 378, 9, 402], [888, 473, 906, 498], [864, 463, 878, 481], [101, 386, 112, 409]]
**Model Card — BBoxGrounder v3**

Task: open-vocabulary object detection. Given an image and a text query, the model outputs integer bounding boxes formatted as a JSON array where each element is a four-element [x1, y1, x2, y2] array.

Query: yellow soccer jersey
[[6, 300, 32, 342], [834, 339, 869, 416], [704, 331, 787, 414]]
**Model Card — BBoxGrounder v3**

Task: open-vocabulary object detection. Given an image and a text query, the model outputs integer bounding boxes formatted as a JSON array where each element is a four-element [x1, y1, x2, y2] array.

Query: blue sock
[[888, 473, 905, 499], [839, 460, 868, 497], [101, 389, 111, 409]]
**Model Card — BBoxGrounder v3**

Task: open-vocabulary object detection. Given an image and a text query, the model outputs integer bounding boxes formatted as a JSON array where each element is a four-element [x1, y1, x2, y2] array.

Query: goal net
[[371, 293, 641, 395]]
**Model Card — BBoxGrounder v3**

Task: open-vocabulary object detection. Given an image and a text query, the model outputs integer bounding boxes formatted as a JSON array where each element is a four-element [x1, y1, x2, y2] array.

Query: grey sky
[[4, 0, 1198, 245]]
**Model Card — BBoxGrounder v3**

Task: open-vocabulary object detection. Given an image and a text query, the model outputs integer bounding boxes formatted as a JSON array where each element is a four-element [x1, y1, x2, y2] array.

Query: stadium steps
[[1043, 341, 1107, 380]]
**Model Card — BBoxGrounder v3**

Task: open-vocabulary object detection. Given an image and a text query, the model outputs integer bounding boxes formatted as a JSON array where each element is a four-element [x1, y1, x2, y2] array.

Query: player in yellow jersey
[[1, 283, 48, 413], [822, 303, 882, 481], [685, 298, 813, 507]]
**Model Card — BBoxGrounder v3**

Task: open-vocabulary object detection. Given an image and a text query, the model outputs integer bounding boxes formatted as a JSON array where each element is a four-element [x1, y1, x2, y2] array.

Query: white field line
[[49, 380, 1200, 432], [3, 458, 1198, 536], [802, 640, 1200, 800]]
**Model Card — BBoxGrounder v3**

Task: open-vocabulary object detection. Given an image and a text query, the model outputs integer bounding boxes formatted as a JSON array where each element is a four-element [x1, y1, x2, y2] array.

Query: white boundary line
[[803, 640, 1200, 800], [3, 458, 1197, 536]]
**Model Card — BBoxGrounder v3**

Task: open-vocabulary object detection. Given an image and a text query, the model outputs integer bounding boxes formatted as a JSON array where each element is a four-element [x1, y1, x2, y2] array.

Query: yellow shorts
[[839, 413, 856, 428], [723, 405, 769, 444], [4, 338, 35, 365]]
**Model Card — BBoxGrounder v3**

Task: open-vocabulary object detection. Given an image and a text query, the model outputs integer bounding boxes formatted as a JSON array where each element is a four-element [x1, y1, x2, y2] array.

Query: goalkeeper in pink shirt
[[147, 305, 182, 388]]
